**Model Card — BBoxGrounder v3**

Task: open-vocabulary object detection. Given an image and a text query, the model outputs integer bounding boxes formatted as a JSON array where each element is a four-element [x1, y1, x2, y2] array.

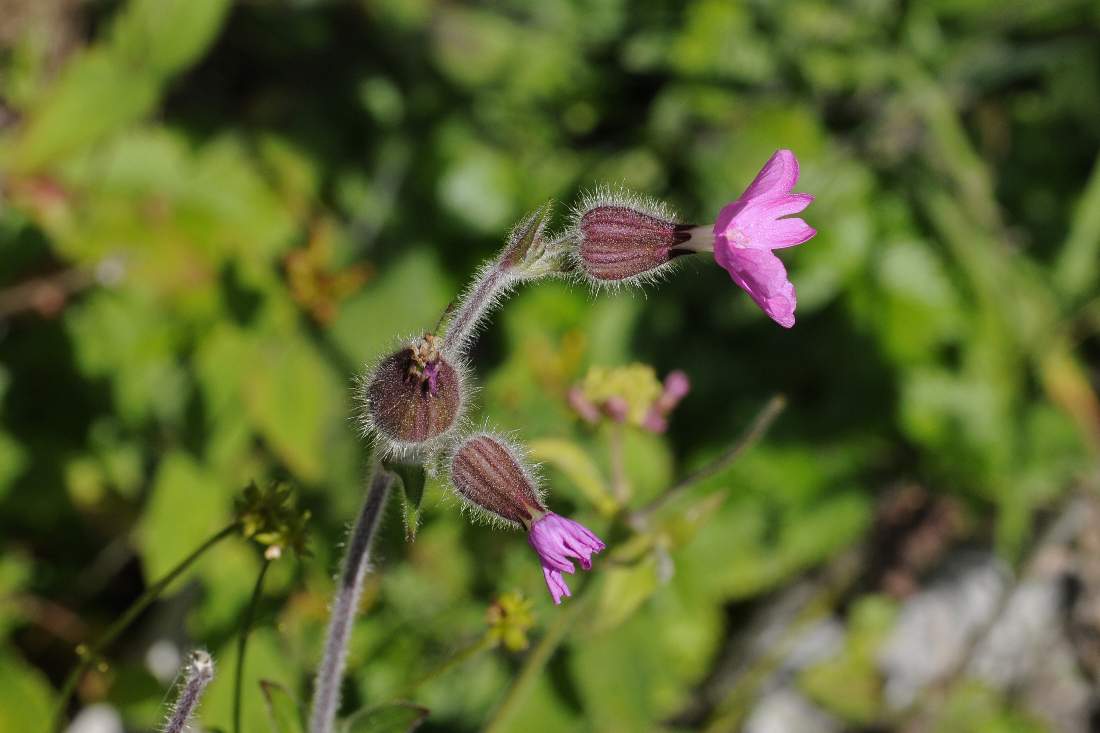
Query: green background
[[2, 0, 1099, 730]]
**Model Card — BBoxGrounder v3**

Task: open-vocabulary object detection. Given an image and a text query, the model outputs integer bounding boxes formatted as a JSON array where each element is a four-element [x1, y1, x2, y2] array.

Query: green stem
[[234, 557, 272, 733], [483, 591, 592, 733], [400, 635, 496, 698], [632, 395, 786, 525], [52, 522, 240, 732], [607, 423, 629, 503]]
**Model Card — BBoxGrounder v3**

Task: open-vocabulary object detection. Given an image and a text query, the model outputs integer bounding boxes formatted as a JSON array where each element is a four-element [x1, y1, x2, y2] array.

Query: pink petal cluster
[[527, 512, 606, 604], [713, 149, 816, 328], [641, 370, 690, 433]]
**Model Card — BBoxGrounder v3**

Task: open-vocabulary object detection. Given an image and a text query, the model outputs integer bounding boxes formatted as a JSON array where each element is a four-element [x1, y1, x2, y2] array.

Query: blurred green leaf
[[800, 596, 896, 724], [343, 701, 429, 733], [260, 680, 306, 733], [934, 682, 1048, 733], [591, 553, 661, 633], [111, 0, 232, 77], [138, 452, 231, 582], [527, 438, 616, 515], [9, 49, 159, 171], [242, 332, 344, 485], [0, 651, 53, 732]]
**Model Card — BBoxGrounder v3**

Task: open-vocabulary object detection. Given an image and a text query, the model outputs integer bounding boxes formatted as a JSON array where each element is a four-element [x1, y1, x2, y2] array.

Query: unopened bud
[[574, 196, 697, 284], [450, 433, 545, 527], [361, 334, 465, 455]]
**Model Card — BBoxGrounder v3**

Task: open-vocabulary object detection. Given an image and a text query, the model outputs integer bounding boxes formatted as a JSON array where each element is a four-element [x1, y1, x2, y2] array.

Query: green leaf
[[342, 702, 429, 733], [138, 452, 230, 582], [0, 651, 54, 731], [260, 680, 305, 733], [386, 461, 426, 541], [799, 596, 896, 725], [10, 49, 159, 171], [527, 438, 617, 515], [111, 0, 233, 77], [242, 332, 344, 485], [591, 553, 661, 633]]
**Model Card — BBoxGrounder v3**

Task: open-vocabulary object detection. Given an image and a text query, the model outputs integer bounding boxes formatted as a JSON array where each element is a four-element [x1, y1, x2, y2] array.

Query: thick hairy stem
[[441, 203, 560, 360], [441, 260, 515, 361], [164, 651, 215, 733], [310, 461, 394, 733]]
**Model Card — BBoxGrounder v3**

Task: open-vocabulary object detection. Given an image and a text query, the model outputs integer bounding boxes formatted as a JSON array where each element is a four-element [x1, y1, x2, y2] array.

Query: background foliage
[[2, 0, 1100, 731]]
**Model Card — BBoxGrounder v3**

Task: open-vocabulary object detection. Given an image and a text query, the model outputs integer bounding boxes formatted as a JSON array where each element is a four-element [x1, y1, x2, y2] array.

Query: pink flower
[[527, 513, 606, 604], [713, 149, 816, 328], [642, 370, 691, 433]]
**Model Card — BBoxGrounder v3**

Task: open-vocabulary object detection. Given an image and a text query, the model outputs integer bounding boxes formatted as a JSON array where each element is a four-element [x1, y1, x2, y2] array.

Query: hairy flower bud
[[450, 433, 545, 526], [360, 334, 465, 455], [572, 190, 700, 285]]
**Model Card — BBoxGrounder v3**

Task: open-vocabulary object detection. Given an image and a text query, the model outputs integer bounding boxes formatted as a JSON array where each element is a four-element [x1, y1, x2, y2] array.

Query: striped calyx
[[450, 434, 545, 526], [577, 205, 693, 283]]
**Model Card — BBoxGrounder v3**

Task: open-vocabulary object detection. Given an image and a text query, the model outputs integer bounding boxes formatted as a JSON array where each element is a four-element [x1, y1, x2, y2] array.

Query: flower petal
[[746, 215, 817, 250], [759, 193, 814, 219], [542, 566, 572, 605], [714, 246, 797, 328], [527, 513, 605, 603], [740, 149, 800, 202]]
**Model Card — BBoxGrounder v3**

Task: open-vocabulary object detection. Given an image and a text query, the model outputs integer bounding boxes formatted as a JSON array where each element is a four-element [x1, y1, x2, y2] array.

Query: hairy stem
[[441, 261, 515, 361], [164, 650, 215, 733], [52, 522, 239, 732], [233, 558, 271, 733], [310, 460, 395, 733]]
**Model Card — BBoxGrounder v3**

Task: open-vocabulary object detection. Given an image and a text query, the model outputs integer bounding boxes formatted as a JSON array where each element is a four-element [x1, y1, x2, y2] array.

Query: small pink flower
[[527, 513, 606, 604], [567, 386, 601, 424], [713, 149, 816, 328], [642, 370, 691, 433]]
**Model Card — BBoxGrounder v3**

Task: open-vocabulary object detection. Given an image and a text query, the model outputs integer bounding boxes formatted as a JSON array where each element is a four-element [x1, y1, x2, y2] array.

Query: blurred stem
[[309, 454, 394, 733], [483, 591, 592, 733], [52, 522, 240, 733], [399, 634, 496, 698], [632, 395, 786, 525], [233, 558, 271, 733], [607, 423, 629, 503]]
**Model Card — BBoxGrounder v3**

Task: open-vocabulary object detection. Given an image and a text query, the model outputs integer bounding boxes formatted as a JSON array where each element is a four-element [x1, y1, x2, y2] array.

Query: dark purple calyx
[[578, 205, 695, 282], [451, 435, 546, 526], [367, 334, 461, 446]]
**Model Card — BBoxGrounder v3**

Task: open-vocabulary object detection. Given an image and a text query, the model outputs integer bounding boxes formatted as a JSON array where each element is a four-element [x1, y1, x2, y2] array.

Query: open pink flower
[[713, 149, 816, 328], [527, 513, 606, 604]]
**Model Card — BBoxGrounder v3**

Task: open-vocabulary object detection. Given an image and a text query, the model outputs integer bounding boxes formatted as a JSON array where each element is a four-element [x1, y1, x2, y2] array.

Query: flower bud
[[449, 432, 605, 604], [361, 334, 465, 455], [450, 433, 545, 526], [574, 196, 695, 284]]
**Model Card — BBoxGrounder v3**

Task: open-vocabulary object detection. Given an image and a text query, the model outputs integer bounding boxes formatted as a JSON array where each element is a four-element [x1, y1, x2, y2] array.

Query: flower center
[[404, 333, 443, 396]]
